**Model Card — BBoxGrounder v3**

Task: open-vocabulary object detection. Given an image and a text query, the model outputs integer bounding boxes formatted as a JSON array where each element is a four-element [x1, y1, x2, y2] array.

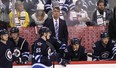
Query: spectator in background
[[0, 1, 9, 22], [92, 0, 113, 26], [9, 1, 30, 27], [65, 38, 87, 61], [10, 27, 29, 64], [0, 1, 9, 29], [0, 0, 11, 14], [31, 1, 48, 27], [23, 0, 46, 25], [92, 32, 114, 61], [23, 0, 46, 15], [108, 7, 116, 41], [1, 0, 25, 14], [69, 0, 90, 26]]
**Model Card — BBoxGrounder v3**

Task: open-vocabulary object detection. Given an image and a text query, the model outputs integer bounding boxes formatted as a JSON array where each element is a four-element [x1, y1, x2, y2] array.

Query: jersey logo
[[37, 42, 42, 46], [5, 49, 12, 61], [13, 48, 21, 57], [101, 51, 109, 59]]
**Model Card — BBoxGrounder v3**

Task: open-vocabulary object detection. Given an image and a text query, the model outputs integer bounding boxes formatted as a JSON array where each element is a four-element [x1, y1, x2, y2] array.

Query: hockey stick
[[46, 41, 56, 68], [46, 41, 56, 51]]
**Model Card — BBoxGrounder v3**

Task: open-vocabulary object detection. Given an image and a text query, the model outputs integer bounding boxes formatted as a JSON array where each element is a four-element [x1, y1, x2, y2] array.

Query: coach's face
[[53, 7, 60, 19]]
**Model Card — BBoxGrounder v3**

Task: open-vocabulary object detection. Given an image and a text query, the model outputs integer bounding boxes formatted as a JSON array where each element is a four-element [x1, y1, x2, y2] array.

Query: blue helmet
[[10, 27, 19, 33], [100, 32, 109, 38], [39, 27, 51, 36], [0, 29, 8, 35], [71, 38, 80, 45]]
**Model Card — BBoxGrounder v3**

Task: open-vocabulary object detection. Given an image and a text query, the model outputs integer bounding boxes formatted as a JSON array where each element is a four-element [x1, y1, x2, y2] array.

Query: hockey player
[[32, 27, 53, 68], [10, 27, 29, 64], [92, 32, 114, 61], [32, 27, 68, 68], [65, 38, 87, 61], [0, 29, 13, 68]]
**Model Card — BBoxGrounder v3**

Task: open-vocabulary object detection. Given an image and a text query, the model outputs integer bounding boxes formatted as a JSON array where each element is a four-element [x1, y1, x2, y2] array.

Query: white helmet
[[37, 1, 44, 10]]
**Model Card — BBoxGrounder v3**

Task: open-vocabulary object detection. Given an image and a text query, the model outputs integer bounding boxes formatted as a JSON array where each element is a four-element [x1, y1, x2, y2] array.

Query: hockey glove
[[59, 44, 67, 50], [21, 57, 28, 64], [59, 58, 70, 67]]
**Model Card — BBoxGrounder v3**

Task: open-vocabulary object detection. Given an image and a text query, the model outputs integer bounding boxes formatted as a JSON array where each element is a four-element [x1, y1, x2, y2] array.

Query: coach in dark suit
[[108, 6, 116, 41], [43, 6, 68, 45]]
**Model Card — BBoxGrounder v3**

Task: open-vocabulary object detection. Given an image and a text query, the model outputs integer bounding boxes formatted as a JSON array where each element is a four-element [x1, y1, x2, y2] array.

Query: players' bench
[[10, 26, 105, 53]]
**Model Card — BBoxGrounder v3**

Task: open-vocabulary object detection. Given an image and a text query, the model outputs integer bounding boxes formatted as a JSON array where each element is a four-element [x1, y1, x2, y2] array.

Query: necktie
[[55, 20, 59, 39]]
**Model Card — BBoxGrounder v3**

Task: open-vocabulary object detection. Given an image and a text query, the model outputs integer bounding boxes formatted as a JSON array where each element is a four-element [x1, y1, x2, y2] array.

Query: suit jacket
[[43, 18, 68, 44], [108, 19, 116, 40]]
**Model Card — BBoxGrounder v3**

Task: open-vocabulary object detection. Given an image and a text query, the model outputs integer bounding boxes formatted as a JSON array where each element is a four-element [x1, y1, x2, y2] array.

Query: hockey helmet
[[71, 38, 80, 45], [0, 29, 8, 35], [39, 27, 51, 36], [10, 27, 19, 33], [100, 32, 109, 38]]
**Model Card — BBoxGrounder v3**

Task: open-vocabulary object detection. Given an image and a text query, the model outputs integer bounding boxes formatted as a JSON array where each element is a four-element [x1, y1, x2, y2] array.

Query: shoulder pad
[[114, 43, 116, 47], [93, 44, 96, 48], [112, 40, 116, 43], [84, 49, 87, 53]]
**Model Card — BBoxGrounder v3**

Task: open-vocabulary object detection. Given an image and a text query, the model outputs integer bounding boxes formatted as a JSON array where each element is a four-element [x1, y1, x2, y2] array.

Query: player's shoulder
[[19, 37, 25, 41], [93, 41, 101, 47], [7, 39, 13, 44], [19, 37, 28, 43], [95, 40, 101, 45], [7, 39, 15, 47], [80, 45, 85, 49]]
